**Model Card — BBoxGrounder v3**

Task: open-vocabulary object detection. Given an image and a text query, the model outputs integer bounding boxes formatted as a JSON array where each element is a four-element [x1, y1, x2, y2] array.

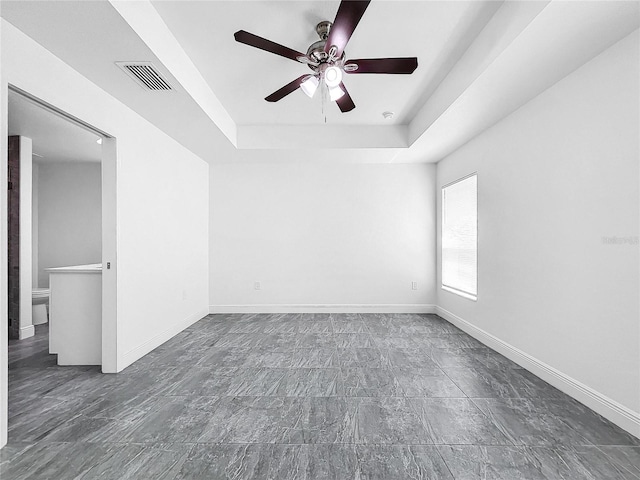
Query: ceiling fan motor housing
[[315, 20, 332, 40], [306, 21, 345, 70]]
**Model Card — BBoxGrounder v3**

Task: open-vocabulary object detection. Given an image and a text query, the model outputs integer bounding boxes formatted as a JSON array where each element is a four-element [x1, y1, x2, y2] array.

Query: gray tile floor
[[2, 313, 639, 479]]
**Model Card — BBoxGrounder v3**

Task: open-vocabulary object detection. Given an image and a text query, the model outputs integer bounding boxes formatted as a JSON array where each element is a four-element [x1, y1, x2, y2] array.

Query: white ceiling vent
[[116, 62, 173, 91]]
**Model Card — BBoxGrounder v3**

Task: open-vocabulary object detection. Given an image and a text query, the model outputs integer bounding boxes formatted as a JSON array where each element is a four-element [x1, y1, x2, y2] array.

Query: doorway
[[6, 87, 117, 370]]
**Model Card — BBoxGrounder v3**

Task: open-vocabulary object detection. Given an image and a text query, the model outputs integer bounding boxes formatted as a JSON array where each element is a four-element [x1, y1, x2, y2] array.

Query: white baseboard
[[18, 325, 35, 340], [436, 306, 640, 438], [118, 307, 209, 372], [209, 304, 436, 314]]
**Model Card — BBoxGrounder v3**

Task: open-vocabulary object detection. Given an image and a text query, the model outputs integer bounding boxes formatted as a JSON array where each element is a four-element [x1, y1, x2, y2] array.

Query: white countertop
[[46, 263, 102, 274]]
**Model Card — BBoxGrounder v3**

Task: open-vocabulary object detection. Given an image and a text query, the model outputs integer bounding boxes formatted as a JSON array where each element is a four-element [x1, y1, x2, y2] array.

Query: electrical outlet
[[254, 281, 261, 290], [182, 290, 187, 300], [411, 281, 418, 290]]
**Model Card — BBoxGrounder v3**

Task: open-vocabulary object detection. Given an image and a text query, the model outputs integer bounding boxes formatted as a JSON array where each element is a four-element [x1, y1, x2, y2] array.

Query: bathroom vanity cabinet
[[46, 263, 102, 365]]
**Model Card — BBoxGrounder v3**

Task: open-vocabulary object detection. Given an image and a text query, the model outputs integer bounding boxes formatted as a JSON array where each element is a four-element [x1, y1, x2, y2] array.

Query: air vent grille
[[116, 62, 173, 91]]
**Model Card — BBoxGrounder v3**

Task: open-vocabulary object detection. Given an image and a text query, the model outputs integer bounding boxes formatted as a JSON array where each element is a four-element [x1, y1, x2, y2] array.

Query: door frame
[[5, 86, 118, 372]]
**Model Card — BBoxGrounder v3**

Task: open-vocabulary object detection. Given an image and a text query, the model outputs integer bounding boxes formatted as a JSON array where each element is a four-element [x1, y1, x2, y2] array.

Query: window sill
[[442, 285, 477, 301]]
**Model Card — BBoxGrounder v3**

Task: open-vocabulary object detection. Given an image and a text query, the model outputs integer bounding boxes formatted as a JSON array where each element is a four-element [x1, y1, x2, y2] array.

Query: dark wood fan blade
[[234, 30, 307, 63], [344, 57, 418, 74], [335, 82, 356, 112], [325, 1, 371, 58], [265, 75, 308, 102]]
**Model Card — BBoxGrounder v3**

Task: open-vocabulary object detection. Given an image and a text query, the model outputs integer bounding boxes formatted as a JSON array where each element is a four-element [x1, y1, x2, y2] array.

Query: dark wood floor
[[2, 314, 639, 479]]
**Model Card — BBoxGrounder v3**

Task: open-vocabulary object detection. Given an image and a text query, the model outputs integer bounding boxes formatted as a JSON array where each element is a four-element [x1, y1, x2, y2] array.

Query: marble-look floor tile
[[290, 348, 339, 368], [341, 368, 403, 397], [369, 335, 421, 349], [77, 385, 166, 425], [139, 338, 217, 366], [306, 313, 332, 322], [176, 444, 358, 480], [385, 348, 441, 372], [411, 397, 511, 445], [297, 319, 333, 334], [8, 392, 66, 421], [96, 367, 192, 405], [442, 364, 564, 399], [394, 369, 466, 397], [305, 444, 358, 479], [198, 347, 251, 368], [331, 314, 367, 333], [226, 368, 343, 397], [282, 368, 344, 397], [242, 348, 293, 368], [166, 367, 238, 396], [293, 397, 432, 445], [261, 314, 301, 334], [40, 368, 114, 401], [354, 397, 433, 445], [213, 333, 265, 349], [6, 313, 639, 479], [334, 333, 375, 348], [123, 396, 220, 443], [197, 396, 304, 444], [292, 333, 336, 349], [337, 348, 389, 368], [438, 445, 552, 480], [402, 335, 435, 349], [80, 443, 193, 480], [1, 442, 191, 480], [361, 315, 393, 335], [426, 334, 485, 349], [8, 366, 91, 398], [430, 347, 520, 370], [176, 443, 305, 480], [355, 445, 453, 479], [530, 445, 640, 480], [544, 397, 640, 446], [8, 394, 91, 442], [0, 442, 125, 479], [472, 397, 592, 447], [597, 446, 640, 478], [40, 414, 129, 443], [226, 315, 268, 334], [417, 315, 462, 335], [0, 442, 32, 469], [225, 368, 289, 396], [287, 397, 355, 444]]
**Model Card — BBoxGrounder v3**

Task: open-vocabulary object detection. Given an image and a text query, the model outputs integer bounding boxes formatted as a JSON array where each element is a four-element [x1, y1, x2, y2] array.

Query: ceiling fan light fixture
[[324, 66, 342, 88], [328, 84, 345, 101], [235, 1, 418, 114], [300, 75, 319, 98]]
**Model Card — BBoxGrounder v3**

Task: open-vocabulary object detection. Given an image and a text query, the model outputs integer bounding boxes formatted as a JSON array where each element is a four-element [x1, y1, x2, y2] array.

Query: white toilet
[[32, 288, 50, 325]]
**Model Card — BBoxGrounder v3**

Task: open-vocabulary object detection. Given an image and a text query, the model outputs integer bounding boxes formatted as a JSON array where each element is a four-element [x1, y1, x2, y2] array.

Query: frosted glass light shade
[[301, 76, 319, 98], [324, 66, 342, 88], [328, 84, 345, 101]]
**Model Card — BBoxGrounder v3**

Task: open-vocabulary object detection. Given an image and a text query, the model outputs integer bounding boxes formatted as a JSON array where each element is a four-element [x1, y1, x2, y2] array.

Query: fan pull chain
[[321, 82, 327, 123], [322, 91, 324, 121]]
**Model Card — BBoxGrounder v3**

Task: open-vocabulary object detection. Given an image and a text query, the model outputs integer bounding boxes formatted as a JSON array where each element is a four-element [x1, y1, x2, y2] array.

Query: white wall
[[210, 162, 436, 312], [37, 161, 101, 287], [436, 30, 639, 435], [0, 18, 210, 446]]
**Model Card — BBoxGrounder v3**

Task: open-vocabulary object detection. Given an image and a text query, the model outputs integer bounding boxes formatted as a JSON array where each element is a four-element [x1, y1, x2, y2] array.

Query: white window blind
[[442, 174, 477, 300]]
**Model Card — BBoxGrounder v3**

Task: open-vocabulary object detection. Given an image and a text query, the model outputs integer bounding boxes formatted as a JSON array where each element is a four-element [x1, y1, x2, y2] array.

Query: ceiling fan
[[234, 0, 418, 113]]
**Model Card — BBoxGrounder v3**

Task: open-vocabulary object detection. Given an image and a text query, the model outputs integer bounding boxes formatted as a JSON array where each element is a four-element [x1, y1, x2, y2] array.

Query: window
[[442, 174, 477, 300]]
